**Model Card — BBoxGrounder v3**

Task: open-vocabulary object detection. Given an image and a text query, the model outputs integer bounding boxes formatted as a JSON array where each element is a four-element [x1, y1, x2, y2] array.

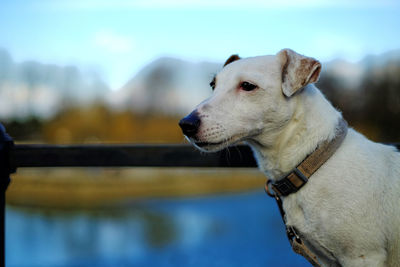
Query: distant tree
[[318, 61, 400, 142], [3, 117, 43, 141], [360, 62, 400, 141], [42, 103, 183, 144]]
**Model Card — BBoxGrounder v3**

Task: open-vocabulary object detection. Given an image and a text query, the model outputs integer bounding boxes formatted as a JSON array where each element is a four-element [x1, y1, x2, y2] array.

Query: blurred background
[[1, 0, 400, 266]]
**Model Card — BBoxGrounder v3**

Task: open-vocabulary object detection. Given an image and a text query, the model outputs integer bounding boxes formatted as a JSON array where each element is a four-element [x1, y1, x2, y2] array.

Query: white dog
[[179, 49, 400, 266]]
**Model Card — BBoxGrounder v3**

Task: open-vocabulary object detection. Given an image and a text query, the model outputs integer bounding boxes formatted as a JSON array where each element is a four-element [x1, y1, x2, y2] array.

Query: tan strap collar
[[269, 118, 348, 197]]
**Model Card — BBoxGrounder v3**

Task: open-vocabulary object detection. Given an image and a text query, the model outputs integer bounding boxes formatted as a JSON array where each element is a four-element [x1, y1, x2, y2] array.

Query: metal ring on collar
[[264, 179, 276, 198]]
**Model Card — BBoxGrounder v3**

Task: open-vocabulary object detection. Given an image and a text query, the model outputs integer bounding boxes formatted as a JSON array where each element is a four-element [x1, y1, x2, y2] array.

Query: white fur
[[183, 49, 400, 266]]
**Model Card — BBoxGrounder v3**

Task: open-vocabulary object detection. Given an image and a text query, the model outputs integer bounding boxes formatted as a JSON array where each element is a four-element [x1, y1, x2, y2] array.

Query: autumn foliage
[[41, 103, 184, 144]]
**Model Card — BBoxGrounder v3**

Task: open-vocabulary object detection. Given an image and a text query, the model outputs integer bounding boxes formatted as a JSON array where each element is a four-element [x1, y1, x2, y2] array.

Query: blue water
[[6, 191, 310, 267]]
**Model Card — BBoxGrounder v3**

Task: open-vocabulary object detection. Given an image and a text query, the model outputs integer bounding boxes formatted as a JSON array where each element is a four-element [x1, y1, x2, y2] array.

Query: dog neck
[[247, 85, 342, 181]]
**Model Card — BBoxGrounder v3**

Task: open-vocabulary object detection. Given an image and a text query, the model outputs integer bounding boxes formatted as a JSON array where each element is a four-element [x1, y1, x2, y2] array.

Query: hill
[[109, 57, 220, 115]]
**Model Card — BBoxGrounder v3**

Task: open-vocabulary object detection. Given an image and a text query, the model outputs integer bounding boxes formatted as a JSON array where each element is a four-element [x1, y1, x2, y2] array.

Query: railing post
[[0, 124, 14, 267]]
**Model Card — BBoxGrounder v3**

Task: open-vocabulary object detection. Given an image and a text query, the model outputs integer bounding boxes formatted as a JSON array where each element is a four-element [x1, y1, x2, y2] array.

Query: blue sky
[[1, 0, 400, 90]]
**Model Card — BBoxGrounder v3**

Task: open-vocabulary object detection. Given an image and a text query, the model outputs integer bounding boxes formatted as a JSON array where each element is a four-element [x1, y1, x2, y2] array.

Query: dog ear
[[278, 49, 321, 97], [223, 54, 241, 67]]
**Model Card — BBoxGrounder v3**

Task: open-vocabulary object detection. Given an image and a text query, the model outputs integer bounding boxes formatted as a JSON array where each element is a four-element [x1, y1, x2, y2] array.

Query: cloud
[[93, 30, 134, 54]]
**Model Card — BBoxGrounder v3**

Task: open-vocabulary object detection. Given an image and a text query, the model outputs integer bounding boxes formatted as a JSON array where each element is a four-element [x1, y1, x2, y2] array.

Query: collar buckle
[[272, 167, 309, 196]]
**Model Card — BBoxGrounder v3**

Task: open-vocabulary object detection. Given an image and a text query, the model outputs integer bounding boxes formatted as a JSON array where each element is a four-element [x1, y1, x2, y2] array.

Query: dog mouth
[[186, 129, 261, 152], [191, 134, 246, 152], [194, 140, 232, 152], [194, 141, 225, 148]]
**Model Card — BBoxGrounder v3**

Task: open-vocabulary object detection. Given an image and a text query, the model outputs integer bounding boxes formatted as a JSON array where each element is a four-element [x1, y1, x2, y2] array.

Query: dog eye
[[240, 81, 257, 91], [209, 80, 215, 90], [210, 77, 216, 90]]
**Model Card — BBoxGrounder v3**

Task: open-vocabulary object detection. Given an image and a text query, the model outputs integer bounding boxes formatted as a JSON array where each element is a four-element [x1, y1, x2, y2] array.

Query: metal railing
[[10, 144, 256, 168]]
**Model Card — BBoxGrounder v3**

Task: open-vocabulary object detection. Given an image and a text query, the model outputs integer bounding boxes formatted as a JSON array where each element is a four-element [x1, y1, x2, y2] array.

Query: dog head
[[179, 49, 321, 152]]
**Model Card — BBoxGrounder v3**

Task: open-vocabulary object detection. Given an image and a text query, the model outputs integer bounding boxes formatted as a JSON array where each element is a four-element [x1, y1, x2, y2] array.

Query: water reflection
[[6, 191, 309, 267]]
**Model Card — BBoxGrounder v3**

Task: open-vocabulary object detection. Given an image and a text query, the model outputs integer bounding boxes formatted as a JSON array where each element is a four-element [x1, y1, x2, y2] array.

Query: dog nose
[[179, 112, 201, 137]]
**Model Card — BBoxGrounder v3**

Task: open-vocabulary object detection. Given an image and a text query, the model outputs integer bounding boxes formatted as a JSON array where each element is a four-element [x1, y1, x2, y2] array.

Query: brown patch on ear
[[308, 61, 321, 84], [297, 59, 312, 87], [280, 50, 289, 83], [278, 49, 322, 97], [223, 54, 240, 67], [296, 59, 321, 87]]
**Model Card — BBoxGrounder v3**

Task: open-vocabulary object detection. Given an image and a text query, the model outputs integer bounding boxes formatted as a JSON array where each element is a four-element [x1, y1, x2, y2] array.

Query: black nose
[[179, 112, 201, 137]]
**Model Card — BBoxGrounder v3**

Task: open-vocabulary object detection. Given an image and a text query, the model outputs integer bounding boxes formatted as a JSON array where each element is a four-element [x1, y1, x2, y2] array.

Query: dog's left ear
[[224, 54, 241, 67], [277, 49, 321, 97]]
